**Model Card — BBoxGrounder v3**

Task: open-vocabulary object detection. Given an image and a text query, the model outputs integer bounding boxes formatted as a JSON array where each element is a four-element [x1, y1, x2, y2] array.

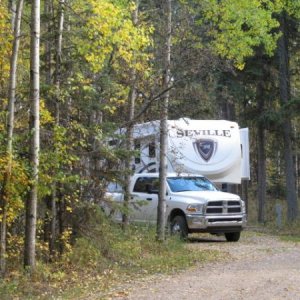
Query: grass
[[2, 202, 299, 299], [0, 208, 222, 300], [246, 218, 300, 244], [279, 235, 300, 243]]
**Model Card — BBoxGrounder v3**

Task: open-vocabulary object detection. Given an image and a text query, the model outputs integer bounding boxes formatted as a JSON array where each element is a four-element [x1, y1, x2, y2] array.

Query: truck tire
[[170, 215, 188, 240], [225, 232, 240, 242]]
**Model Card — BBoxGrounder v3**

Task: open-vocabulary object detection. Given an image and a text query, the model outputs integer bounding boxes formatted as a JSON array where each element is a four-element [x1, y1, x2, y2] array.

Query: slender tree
[[256, 64, 267, 223], [278, 11, 298, 221], [0, 0, 24, 276], [157, 0, 172, 242], [48, 0, 65, 258], [123, 0, 139, 229], [8, 0, 16, 30], [24, 0, 40, 269], [44, 0, 52, 86]]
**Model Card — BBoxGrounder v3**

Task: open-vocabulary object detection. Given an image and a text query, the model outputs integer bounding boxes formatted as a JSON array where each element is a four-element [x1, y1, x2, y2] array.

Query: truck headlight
[[186, 204, 204, 214]]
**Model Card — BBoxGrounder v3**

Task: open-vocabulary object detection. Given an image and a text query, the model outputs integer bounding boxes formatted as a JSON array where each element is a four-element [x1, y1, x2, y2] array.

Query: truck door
[[131, 177, 159, 223]]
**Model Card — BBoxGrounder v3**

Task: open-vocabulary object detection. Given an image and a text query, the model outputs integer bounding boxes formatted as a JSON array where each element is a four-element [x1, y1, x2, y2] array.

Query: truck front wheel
[[170, 215, 188, 240], [225, 232, 240, 242]]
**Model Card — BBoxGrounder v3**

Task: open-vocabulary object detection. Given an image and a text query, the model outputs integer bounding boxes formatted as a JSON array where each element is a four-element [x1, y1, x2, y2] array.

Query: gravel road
[[110, 231, 300, 300]]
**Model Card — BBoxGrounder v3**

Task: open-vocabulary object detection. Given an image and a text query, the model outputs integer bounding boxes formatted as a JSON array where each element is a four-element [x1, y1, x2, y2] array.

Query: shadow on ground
[[188, 236, 227, 243]]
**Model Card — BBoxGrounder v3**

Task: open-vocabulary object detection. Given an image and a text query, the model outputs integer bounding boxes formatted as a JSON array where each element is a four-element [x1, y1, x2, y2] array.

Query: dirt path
[[109, 231, 300, 300]]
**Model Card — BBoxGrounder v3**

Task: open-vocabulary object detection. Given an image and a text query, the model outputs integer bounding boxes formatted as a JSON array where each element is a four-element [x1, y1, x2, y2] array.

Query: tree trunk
[[8, 0, 16, 30], [278, 12, 298, 222], [257, 114, 266, 223], [157, 0, 171, 242], [42, 0, 52, 258], [54, 0, 64, 124], [49, 183, 56, 257], [44, 0, 52, 85], [24, 0, 40, 270], [256, 60, 268, 224], [49, 0, 64, 259], [0, 0, 24, 276], [123, 0, 138, 229]]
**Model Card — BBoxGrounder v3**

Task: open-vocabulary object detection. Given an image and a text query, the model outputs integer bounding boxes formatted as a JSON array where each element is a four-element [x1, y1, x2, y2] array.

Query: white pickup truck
[[106, 173, 247, 241]]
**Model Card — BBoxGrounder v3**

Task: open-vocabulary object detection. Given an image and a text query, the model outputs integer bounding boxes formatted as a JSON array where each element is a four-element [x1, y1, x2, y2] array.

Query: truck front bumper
[[186, 213, 247, 233]]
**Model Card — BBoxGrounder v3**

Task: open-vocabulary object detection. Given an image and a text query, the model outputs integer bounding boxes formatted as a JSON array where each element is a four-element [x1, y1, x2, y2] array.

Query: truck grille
[[206, 200, 241, 214]]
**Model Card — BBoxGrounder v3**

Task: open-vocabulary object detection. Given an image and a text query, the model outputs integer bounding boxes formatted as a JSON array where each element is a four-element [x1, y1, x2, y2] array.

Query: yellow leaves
[[66, 206, 73, 213], [60, 227, 73, 254], [40, 99, 54, 125], [0, 3, 13, 86], [0, 155, 28, 224], [73, 0, 152, 73], [69, 0, 153, 116]]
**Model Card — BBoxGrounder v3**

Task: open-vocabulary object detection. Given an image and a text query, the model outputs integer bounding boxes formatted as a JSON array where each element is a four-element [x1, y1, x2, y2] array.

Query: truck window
[[133, 177, 159, 193], [167, 177, 217, 192]]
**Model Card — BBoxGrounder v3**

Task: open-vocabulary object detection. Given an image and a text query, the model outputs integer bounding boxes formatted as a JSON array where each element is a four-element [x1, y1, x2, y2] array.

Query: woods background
[[0, 0, 299, 286]]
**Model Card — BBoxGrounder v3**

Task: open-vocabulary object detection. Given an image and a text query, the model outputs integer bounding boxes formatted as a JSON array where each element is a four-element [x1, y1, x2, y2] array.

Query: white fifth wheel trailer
[[118, 118, 250, 184]]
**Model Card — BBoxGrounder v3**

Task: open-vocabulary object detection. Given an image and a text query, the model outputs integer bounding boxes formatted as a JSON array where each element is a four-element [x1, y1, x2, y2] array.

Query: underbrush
[[0, 205, 221, 299]]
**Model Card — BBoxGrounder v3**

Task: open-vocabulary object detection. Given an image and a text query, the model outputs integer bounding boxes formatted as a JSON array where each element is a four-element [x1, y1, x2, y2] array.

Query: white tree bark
[[24, 0, 40, 269], [0, 0, 24, 276], [157, 0, 171, 242], [123, 0, 139, 228]]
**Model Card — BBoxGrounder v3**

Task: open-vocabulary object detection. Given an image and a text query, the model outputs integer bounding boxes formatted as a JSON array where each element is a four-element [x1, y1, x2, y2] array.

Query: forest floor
[[100, 230, 300, 300]]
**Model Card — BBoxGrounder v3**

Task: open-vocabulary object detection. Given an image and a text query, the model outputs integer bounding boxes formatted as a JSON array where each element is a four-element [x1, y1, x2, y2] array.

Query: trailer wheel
[[225, 232, 240, 242], [170, 215, 188, 240]]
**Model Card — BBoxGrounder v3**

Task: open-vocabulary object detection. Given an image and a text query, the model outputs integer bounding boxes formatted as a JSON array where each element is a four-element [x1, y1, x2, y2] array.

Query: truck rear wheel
[[170, 215, 188, 240], [225, 232, 240, 242]]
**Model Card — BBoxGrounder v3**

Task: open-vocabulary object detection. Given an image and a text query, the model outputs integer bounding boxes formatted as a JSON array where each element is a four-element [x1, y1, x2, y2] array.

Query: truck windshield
[[167, 177, 217, 192]]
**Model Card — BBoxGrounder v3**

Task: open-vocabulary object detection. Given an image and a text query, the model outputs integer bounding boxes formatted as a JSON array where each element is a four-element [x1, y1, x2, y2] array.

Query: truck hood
[[170, 191, 241, 203]]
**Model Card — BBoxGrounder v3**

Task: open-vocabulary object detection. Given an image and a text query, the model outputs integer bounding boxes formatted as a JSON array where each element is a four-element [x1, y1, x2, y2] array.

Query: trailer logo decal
[[193, 139, 216, 162]]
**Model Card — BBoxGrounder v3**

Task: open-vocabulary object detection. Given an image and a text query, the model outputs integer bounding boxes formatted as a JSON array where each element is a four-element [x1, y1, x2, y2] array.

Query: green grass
[[0, 208, 222, 300], [246, 219, 300, 243], [279, 235, 300, 243]]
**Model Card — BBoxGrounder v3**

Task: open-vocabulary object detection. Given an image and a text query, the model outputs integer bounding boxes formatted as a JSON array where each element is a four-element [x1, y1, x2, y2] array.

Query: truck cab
[[108, 173, 247, 241]]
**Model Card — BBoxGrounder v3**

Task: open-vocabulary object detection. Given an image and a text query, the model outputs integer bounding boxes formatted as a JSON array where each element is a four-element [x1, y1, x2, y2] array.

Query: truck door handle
[[146, 198, 152, 201]]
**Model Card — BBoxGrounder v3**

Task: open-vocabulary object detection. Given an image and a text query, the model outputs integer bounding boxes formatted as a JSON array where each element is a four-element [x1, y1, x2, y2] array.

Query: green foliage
[[0, 155, 28, 224], [72, 0, 152, 73], [200, 0, 282, 68], [283, 0, 300, 18], [40, 124, 80, 197]]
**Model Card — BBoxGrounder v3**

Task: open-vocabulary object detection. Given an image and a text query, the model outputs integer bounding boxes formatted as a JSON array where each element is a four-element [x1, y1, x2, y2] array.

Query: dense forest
[[0, 0, 299, 288]]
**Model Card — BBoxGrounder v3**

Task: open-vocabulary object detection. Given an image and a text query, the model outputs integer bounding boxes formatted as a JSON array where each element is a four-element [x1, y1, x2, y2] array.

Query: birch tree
[[24, 0, 40, 269], [123, 0, 139, 229], [0, 0, 24, 276], [157, 0, 172, 242]]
